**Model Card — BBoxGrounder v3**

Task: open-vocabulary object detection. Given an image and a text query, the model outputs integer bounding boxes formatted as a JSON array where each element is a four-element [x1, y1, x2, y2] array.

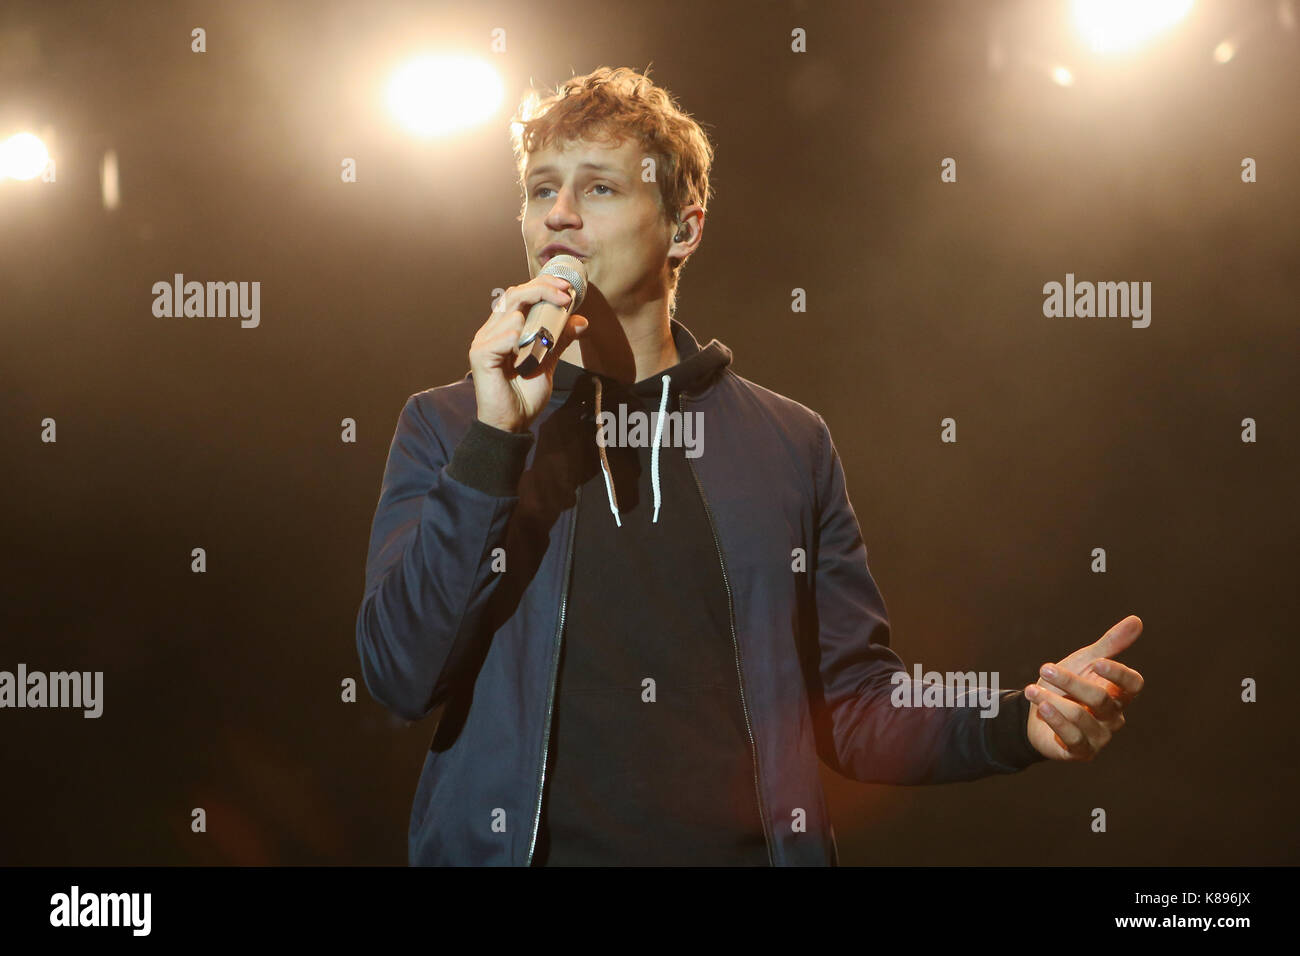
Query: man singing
[[355, 65, 1145, 866]]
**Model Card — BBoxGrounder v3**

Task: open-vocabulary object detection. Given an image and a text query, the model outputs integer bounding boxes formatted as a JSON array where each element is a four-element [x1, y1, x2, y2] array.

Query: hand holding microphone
[[514, 254, 588, 377], [468, 254, 589, 434]]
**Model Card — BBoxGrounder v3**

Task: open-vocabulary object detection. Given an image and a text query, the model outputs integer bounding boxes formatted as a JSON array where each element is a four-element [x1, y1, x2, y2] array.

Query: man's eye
[[532, 184, 614, 198]]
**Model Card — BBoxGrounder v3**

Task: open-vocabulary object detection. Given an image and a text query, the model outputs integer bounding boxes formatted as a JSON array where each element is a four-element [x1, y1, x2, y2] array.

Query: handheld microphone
[[514, 254, 587, 376]]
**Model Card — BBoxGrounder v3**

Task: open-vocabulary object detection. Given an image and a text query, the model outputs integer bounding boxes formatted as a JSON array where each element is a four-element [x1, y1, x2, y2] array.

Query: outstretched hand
[[1023, 615, 1145, 761]]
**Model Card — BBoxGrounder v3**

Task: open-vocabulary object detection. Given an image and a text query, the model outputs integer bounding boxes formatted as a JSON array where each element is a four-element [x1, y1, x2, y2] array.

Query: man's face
[[522, 136, 673, 313]]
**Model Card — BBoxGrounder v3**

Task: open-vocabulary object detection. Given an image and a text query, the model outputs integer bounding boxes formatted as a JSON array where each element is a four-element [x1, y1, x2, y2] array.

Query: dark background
[[2, 0, 1295, 865]]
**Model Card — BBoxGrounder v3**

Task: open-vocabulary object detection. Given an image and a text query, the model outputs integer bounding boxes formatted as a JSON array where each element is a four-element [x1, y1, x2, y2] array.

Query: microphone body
[[514, 254, 587, 376]]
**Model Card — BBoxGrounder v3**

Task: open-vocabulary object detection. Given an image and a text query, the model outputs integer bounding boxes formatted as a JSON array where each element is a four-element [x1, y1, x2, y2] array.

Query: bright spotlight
[[0, 131, 50, 181], [102, 149, 121, 210], [1071, 0, 1195, 54], [1051, 65, 1075, 87], [386, 54, 504, 138]]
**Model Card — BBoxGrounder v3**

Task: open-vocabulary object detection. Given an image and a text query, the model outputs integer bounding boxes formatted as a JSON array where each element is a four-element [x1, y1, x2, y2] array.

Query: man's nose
[[546, 185, 581, 225]]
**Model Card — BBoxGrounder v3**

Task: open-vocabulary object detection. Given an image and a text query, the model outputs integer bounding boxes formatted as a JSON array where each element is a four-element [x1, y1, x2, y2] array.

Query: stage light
[[1051, 65, 1075, 87], [1070, 0, 1195, 54], [386, 54, 504, 138], [102, 149, 120, 210], [0, 131, 49, 181]]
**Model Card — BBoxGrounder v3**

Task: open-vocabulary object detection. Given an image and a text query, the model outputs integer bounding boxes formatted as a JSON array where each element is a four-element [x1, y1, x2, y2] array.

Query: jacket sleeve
[[808, 413, 1045, 783], [355, 395, 533, 722]]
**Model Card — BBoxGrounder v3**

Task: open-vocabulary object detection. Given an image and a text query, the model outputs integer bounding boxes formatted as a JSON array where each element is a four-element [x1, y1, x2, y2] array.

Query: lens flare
[[0, 132, 50, 181], [1071, 0, 1195, 54], [386, 54, 504, 138]]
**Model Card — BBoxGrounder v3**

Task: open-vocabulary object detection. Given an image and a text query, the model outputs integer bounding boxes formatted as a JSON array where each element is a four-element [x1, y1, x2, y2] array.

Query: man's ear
[[667, 222, 685, 271], [670, 206, 704, 247]]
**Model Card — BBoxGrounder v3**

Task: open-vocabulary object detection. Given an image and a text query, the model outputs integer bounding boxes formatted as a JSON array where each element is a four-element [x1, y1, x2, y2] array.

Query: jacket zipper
[[526, 482, 581, 866], [679, 392, 776, 866]]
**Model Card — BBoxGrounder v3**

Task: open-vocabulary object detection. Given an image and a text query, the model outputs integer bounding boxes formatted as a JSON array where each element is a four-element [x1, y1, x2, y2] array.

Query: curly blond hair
[[510, 65, 715, 315]]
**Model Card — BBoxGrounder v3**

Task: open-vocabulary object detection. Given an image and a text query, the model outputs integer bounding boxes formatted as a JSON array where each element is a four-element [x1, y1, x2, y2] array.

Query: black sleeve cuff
[[444, 418, 535, 497], [983, 690, 1048, 770]]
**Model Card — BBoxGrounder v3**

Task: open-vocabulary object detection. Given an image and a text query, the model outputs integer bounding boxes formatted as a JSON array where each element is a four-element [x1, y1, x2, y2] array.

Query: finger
[[1031, 694, 1091, 759], [523, 282, 573, 311], [542, 273, 575, 298], [1089, 658, 1144, 702], [493, 282, 571, 320], [532, 275, 574, 304], [490, 285, 520, 315], [558, 310, 588, 346], [472, 306, 522, 358], [1091, 614, 1142, 660], [1040, 674, 1128, 728], [1051, 691, 1109, 756], [1028, 687, 1106, 759], [485, 294, 570, 370], [488, 311, 529, 376], [535, 312, 587, 378], [1039, 663, 1121, 721]]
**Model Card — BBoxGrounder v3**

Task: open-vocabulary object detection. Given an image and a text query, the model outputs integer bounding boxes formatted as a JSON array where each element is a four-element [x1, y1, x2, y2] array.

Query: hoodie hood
[[462, 318, 733, 529], [563, 319, 732, 529], [463, 319, 732, 528], [547, 317, 733, 405]]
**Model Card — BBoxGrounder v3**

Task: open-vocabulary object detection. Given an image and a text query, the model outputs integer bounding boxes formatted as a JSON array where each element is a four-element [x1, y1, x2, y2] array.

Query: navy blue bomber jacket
[[355, 319, 1044, 866]]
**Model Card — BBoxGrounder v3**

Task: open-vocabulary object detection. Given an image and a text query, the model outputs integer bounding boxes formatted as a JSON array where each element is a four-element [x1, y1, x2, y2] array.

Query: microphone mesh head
[[539, 254, 587, 311]]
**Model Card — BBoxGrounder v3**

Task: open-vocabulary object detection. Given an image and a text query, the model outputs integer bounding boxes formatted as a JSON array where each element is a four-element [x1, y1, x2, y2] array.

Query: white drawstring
[[592, 373, 674, 527], [651, 374, 670, 523], [592, 377, 621, 527]]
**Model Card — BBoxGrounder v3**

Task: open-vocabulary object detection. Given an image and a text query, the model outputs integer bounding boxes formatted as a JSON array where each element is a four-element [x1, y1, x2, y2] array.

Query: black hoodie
[[449, 320, 768, 865], [536, 321, 771, 866], [444, 319, 1040, 866]]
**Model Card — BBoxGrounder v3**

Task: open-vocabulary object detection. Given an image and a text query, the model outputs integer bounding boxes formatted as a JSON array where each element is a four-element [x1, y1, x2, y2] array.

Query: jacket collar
[[547, 317, 733, 405]]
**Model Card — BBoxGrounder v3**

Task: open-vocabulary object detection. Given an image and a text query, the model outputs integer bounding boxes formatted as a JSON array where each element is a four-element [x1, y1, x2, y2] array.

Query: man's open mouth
[[540, 246, 586, 263]]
